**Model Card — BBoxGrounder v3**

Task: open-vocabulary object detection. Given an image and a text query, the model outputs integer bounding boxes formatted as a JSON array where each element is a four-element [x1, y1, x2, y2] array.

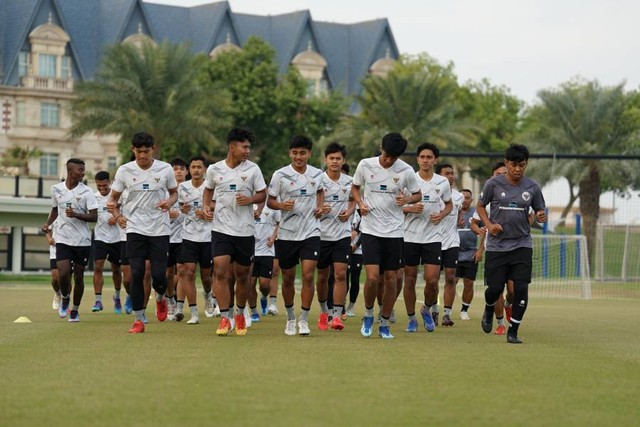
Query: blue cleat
[[421, 306, 435, 332], [124, 295, 133, 314], [68, 310, 80, 323], [58, 297, 70, 318], [260, 297, 268, 316], [405, 319, 418, 332], [91, 300, 103, 312], [113, 295, 122, 314], [361, 316, 374, 337], [378, 326, 394, 339], [250, 313, 260, 323]]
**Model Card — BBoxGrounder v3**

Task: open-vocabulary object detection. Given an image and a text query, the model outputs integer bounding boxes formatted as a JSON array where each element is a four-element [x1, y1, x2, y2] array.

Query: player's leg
[[92, 257, 106, 312]]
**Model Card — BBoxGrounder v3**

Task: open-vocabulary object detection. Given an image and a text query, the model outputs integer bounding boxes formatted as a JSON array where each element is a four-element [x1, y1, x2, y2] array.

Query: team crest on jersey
[[501, 192, 506, 198], [435, 188, 440, 194], [310, 180, 316, 187], [342, 188, 348, 193], [509, 201, 517, 208], [154, 177, 160, 183], [423, 195, 430, 201], [522, 191, 531, 201], [76, 197, 81, 201], [393, 176, 399, 184], [240, 175, 247, 182], [370, 174, 374, 179]]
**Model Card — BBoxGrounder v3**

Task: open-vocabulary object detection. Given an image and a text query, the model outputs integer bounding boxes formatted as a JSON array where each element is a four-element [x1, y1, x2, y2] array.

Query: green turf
[[1, 284, 639, 427]]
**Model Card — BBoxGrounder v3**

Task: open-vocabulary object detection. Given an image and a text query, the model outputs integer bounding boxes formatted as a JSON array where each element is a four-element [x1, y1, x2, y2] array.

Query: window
[[306, 79, 316, 98], [40, 103, 59, 127], [107, 156, 117, 171], [40, 153, 59, 177], [16, 102, 26, 126], [19, 52, 29, 77], [61, 56, 70, 79], [38, 54, 57, 78]]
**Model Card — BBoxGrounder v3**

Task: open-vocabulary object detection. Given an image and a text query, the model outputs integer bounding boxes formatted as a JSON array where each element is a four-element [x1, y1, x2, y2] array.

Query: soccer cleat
[[216, 317, 232, 336], [91, 300, 103, 312], [68, 310, 80, 323], [420, 306, 435, 332], [267, 303, 279, 316], [204, 293, 215, 318], [340, 308, 347, 321], [187, 315, 200, 325], [260, 297, 268, 316], [507, 332, 523, 344], [298, 320, 311, 336], [361, 316, 374, 337], [250, 313, 261, 323], [235, 314, 247, 336], [52, 293, 61, 310], [318, 312, 329, 331], [505, 304, 513, 325], [378, 326, 394, 339], [113, 295, 122, 314], [329, 316, 344, 331], [442, 314, 454, 327], [129, 320, 145, 333], [389, 309, 397, 324], [481, 307, 494, 334], [460, 311, 470, 321], [124, 295, 133, 314], [431, 310, 439, 326], [243, 307, 252, 328], [405, 319, 418, 333], [212, 305, 221, 317], [141, 312, 148, 324], [284, 319, 297, 336], [167, 302, 176, 321], [58, 297, 70, 318], [495, 324, 507, 335], [156, 298, 168, 322], [174, 311, 184, 322], [346, 306, 355, 317]]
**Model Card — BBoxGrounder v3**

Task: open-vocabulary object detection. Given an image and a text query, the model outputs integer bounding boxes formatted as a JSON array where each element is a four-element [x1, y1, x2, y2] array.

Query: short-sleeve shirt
[[94, 191, 120, 244], [111, 159, 177, 236], [179, 180, 211, 243], [403, 172, 451, 244], [118, 188, 129, 242], [319, 172, 353, 242], [268, 164, 323, 241], [479, 174, 546, 252], [441, 189, 464, 250], [169, 199, 183, 244], [50, 181, 99, 247], [254, 206, 280, 257], [205, 159, 267, 237], [458, 208, 478, 262], [353, 157, 420, 239]]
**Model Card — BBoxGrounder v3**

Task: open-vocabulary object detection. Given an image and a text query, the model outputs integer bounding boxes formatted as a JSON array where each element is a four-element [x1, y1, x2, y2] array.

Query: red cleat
[[129, 320, 145, 334], [329, 316, 344, 331], [156, 298, 168, 322], [318, 312, 329, 331], [495, 324, 507, 335], [234, 314, 247, 336], [216, 317, 232, 336]]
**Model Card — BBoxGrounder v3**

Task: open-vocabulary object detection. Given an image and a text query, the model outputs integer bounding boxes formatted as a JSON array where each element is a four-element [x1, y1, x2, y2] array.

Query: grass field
[[1, 283, 639, 427]]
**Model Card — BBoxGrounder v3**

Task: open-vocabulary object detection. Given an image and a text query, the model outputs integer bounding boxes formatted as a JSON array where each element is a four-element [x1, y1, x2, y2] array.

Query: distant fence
[[0, 175, 61, 198]]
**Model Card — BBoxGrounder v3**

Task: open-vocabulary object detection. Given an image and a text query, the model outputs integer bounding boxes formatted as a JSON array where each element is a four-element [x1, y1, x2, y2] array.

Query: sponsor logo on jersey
[[380, 184, 387, 191], [230, 184, 237, 191], [300, 189, 307, 196], [143, 184, 150, 190]]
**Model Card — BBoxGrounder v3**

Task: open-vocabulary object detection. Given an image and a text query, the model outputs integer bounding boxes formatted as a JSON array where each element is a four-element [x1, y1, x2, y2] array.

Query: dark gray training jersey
[[479, 174, 545, 252], [457, 208, 478, 262]]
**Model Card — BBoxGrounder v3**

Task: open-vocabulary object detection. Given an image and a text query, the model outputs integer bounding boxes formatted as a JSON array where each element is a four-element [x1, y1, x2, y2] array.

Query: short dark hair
[[325, 142, 347, 158], [505, 144, 529, 162], [170, 158, 187, 168], [289, 135, 313, 150], [341, 163, 350, 175], [188, 155, 207, 167], [491, 161, 506, 174], [227, 127, 255, 144], [415, 142, 440, 159], [95, 171, 110, 181], [67, 158, 85, 167], [435, 163, 453, 174], [131, 132, 154, 148], [381, 132, 407, 158], [461, 188, 473, 197]]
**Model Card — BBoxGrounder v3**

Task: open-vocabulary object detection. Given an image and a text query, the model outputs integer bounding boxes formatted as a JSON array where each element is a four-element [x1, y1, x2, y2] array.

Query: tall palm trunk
[[578, 161, 600, 274]]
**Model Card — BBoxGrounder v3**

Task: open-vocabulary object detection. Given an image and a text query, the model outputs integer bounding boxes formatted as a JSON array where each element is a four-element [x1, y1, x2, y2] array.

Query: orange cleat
[[495, 324, 507, 335], [318, 312, 329, 331], [216, 317, 232, 336], [329, 316, 345, 331], [234, 314, 247, 336], [128, 320, 145, 334], [156, 298, 168, 322]]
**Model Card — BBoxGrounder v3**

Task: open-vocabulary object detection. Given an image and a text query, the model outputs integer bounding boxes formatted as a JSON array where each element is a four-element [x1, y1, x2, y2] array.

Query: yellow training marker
[[13, 316, 32, 323]]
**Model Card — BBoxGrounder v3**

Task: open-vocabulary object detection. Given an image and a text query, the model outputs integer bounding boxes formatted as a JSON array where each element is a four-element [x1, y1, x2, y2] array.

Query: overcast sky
[[147, 0, 640, 105]]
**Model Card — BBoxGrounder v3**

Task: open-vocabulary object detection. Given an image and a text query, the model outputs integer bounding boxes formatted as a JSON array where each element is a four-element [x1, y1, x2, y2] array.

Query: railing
[[20, 75, 74, 91], [0, 175, 61, 198]]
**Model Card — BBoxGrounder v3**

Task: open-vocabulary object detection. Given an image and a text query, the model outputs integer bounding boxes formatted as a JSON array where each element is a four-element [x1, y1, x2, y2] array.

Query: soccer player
[[455, 189, 483, 320], [435, 163, 464, 327], [166, 158, 187, 321], [203, 127, 267, 336], [316, 143, 355, 331], [107, 132, 178, 333], [42, 158, 98, 322], [345, 209, 363, 318], [352, 132, 421, 339], [267, 135, 324, 336], [91, 171, 123, 314], [477, 144, 547, 343], [400, 143, 451, 333], [176, 156, 213, 325]]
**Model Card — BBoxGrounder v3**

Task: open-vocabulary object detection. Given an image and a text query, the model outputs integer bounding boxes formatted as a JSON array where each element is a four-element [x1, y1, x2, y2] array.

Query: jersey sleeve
[[352, 160, 365, 187], [532, 184, 546, 212], [252, 166, 267, 193], [267, 171, 281, 198], [479, 179, 495, 207], [86, 190, 99, 211], [405, 170, 420, 194], [204, 165, 216, 190], [111, 167, 125, 193]]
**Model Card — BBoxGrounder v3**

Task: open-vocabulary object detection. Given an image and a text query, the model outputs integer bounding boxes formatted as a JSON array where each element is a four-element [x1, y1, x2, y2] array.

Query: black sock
[[509, 323, 520, 335]]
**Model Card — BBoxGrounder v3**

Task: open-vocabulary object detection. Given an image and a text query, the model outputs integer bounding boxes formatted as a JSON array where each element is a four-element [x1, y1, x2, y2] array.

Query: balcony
[[20, 75, 74, 92]]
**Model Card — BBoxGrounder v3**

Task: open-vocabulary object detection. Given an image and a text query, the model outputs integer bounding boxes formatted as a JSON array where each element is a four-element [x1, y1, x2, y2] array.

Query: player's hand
[[235, 193, 253, 206], [488, 223, 503, 236], [477, 226, 487, 237], [156, 199, 172, 211], [359, 203, 370, 216], [536, 210, 547, 223], [314, 206, 323, 218], [321, 203, 332, 215], [473, 249, 484, 263], [179, 203, 190, 214], [395, 194, 407, 206], [107, 215, 118, 226], [117, 216, 127, 229], [65, 207, 75, 218], [281, 200, 295, 211], [169, 209, 180, 220], [106, 200, 117, 211], [429, 212, 443, 224], [412, 203, 424, 214], [267, 237, 275, 247], [337, 210, 350, 222], [254, 209, 262, 220], [42, 223, 50, 234]]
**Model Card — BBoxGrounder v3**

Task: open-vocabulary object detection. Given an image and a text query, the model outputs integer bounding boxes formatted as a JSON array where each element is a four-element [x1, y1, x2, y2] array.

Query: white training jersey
[[254, 206, 280, 257], [111, 160, 177, 237], [441, 188, 463, 250], [403, 172, 451, 244], [351, 210, 362, 255], [50, 181, 99, 247], [118, 188, 129, 242], [179, 180, 211, 243], [205, 159, 267, 237], [169, 198, 183, 244], [49, 219, 59, 260], [352, 157, 420, 239], [319, 172, 353, 242], [93, 191, 120, 244], [268, 164, 324, 241]]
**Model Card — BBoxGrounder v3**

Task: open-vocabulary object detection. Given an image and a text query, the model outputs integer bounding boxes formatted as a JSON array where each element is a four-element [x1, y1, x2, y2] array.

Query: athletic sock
[[408, 313, 416, 322], [285, 305, 295, 321], [114, 289, 121, 298], [444, 306, 452, 316], [177, 300, 184, 312], [189, 304, 198, 316], [380, 316, 390, 327], [508, 322, 520, 336], [461, 303, 470, 312], [134, 309, 144, 321], [497, 316, 505, 326], [251, 306, 258, 315], [431, 305, 439, 314], [333, 305, 344, 319], [365, 306, 374, 318], [236, 305, 245, 316], [95, 293, 102, 303], [299, 307, 310, 322], [319, 299, 328, 313], [156, 293, 165, 302], [229, 306, 235, 318], [72, 305, 79, 311]]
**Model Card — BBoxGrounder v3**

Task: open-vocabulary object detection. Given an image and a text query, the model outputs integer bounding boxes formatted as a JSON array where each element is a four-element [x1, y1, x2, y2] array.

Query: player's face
[[378, 150, 398, 169], [289, 147, 311, 171], [132, 145, 154, 169], [95, 179, 111, 196], [230, 140, 251, 163], [462, 191, 473, 209], [417, 149, 437, 171], [492, 166, 507, 177], [66, 162, 85, 184], [189, 160, 205, 180], [173, 165, 187, 183], [325, 152, 345, 173], [440, 166, 455, 186], [506, 159, 527, 182]]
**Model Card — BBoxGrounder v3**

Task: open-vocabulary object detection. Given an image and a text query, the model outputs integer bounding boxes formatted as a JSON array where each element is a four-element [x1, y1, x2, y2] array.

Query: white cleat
[[244, 306, 252, 328], [212, 305, 221, 317], [298, 320, 311, 336], [284, 319, 297, 336], [52, 293, 61, 310], [187, 315, 200, 325], [204, 292, 215, 318], [460, 311, 470, 321], [267, 303, 279, 316]]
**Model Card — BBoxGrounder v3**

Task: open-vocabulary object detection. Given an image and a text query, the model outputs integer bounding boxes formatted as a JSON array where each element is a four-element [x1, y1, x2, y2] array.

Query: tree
[[1, 145, 42, 176], [70, 41, 232, 161], [202, 37, 347, 177], [519, 79, 640, 270]]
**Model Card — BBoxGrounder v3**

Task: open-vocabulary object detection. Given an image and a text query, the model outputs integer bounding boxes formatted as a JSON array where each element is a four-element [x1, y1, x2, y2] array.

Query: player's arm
[[69, 208, 98, 223], [314, 187, 325, 218], [42, 207, 58, 233], [477, 201, 501, 236], [157, 187, 178, 211], [351, 184, 369, 215]]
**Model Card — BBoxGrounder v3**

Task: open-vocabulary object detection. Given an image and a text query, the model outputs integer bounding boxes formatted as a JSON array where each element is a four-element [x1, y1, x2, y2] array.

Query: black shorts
[[441, 247, 459, 269], [119, 241, 129, 265], [126, 233, 170, 264], [484, 248, 533, 287], [456, 260, 478, 281], [361, 234, 403, 271], [212, 231, 254, 266], [168, 242, 182, 267], [317, 237, 351, 269], [181, 240, 212, 268], [252, 256, 274, 279], [93, 240, 121, 266], [56, 243, 90, 266], [49, 258, 57, 270], [403, 241, 441, 267], [275, 237, 321, 270]]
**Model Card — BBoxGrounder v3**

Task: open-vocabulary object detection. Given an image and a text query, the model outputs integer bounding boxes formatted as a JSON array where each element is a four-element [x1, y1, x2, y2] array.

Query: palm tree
[[1, 145, 42, 176], [70, 41, 232, 161]]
